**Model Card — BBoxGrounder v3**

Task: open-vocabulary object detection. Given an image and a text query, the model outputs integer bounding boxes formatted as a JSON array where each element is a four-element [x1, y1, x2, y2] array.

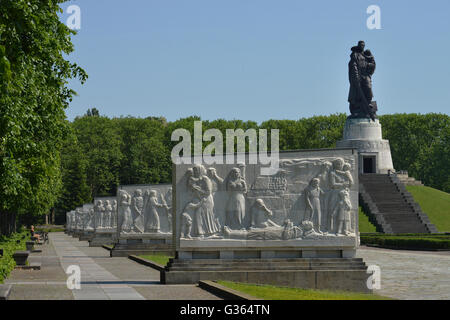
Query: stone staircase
[[359, 174, 438, 234]]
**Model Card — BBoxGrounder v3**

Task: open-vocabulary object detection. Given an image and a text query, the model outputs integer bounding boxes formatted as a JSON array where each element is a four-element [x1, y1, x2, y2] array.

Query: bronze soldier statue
[[348, 41, 377, 120]]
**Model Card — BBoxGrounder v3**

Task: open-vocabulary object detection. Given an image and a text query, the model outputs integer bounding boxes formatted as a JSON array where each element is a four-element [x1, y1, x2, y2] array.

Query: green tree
[[0, 0, 87, 233], [71, 115, 123, 197], [54, 131, 91, 223]]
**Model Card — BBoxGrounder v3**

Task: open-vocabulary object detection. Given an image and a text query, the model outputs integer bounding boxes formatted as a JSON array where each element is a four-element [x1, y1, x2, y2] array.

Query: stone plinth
[[336, 118, 394, 174], [89, 229, 117, 247]]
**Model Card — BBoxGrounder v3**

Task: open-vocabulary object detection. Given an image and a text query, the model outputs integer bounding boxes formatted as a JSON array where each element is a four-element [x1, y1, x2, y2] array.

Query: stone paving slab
[[5, 232, 220, 300], [357, 246, 450, 300], [8, 284, 74, 300]]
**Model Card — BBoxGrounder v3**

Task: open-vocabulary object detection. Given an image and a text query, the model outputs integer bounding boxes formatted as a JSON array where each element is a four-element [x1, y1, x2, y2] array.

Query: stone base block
[[161, 257, 371, 293], [110, 243, 174, 257], [79, 231, 94, 242]]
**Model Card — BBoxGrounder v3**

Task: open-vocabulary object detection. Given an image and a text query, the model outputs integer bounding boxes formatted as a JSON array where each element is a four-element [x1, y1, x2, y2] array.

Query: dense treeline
[[0, 0, 86, 234], [54, 112, 449, 223]]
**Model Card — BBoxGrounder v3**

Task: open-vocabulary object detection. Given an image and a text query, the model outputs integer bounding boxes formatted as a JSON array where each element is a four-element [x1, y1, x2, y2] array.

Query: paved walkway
[[5, 233, 220, 300], [357, 246, 450, 300], [5, 233, 449, 300]]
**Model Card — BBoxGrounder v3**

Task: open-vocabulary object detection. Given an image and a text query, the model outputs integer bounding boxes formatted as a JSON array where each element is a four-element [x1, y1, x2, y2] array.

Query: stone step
[[171, 258, 364, 264], [167, 265, 367, 271], [168, 261, 366, 269]]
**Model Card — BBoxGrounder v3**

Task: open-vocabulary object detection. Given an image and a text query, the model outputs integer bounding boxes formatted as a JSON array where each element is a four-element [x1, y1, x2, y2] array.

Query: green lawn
[[406, 185, 450, 232], [217, 281, 392, 300], [138, 254, 172, 266], [358, 207, 377, 233]]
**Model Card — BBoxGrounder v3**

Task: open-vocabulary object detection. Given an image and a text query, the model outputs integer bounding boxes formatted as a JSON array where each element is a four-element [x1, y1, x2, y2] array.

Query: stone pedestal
[[89, 229, 117, 247], [161, 149, 372, 292], [336, 118, 394, 174], [110, 233, 173, 257], [79, 230, 94, 241]]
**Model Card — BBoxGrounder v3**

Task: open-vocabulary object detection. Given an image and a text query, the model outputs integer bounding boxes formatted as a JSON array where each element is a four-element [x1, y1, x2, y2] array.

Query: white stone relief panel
[[116, 184, 172, 236], [174, 149, 359, 250]]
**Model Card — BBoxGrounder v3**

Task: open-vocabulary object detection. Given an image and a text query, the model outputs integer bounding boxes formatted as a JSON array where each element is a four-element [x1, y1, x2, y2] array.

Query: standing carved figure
[[112, 200, 117, 228], [328, 158, 347, 231], [94, 200, 104, 229], [186, 164, 220, 237], [104, 200, 113, 229], [145, 190, 168, 233], [225, 167, 247, 230], [304, 178, 324, 233], [119, 190, 133, 233], [132, 189, 145, 233], [348, 40, 377, 120], [332, 189, 352, 235], [163, 188, 173, 230]]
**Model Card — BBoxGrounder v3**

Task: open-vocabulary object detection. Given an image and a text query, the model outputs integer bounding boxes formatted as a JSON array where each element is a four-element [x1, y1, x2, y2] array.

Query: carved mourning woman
[[225, 167, 248, 230], [348, 41, 377, 120], [187, 164, 220, 237], [304, 178, 324, 233]]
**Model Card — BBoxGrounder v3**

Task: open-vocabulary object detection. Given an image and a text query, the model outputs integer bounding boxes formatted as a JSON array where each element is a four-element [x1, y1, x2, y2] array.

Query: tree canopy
[[0, 0, 87, 232]]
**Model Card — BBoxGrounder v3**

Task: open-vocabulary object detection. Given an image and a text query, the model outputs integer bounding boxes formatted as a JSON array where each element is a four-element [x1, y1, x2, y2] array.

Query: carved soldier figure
[[348, 40, 377, 120]]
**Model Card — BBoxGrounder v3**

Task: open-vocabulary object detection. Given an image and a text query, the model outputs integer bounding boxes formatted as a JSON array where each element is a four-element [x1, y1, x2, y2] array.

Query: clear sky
[[62, 0, 450, 122]]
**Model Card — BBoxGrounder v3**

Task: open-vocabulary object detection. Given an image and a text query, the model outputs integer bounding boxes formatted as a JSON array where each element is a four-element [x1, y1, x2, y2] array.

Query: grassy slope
[[217, 281, 392, 300], [406, 185, 450, 232], [358, 207, 377, 233]]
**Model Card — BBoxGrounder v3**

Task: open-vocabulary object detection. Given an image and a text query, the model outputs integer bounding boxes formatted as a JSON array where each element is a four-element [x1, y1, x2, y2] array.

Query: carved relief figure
[[145, 190, 169, 233], [163, 187, 173, 230], [132, 189, 145, 233], [119, 190, 133, 233], [328, 158, 347, 231], [104, 200, 113, 229], [304, 178, 324, 233], [250, 199, 279, 229], [94, 200, 104, 229], [186, 164, 220, 237], [225, 167, 247, 230], [180, 212, 193, 239], [112, 200, 117, 228], [87, 208, 95, 230], [332, 189, 352, 235]]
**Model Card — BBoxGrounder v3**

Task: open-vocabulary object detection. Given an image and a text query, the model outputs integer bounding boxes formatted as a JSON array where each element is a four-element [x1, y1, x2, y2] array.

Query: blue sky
[[62, 0, 450, 122]]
